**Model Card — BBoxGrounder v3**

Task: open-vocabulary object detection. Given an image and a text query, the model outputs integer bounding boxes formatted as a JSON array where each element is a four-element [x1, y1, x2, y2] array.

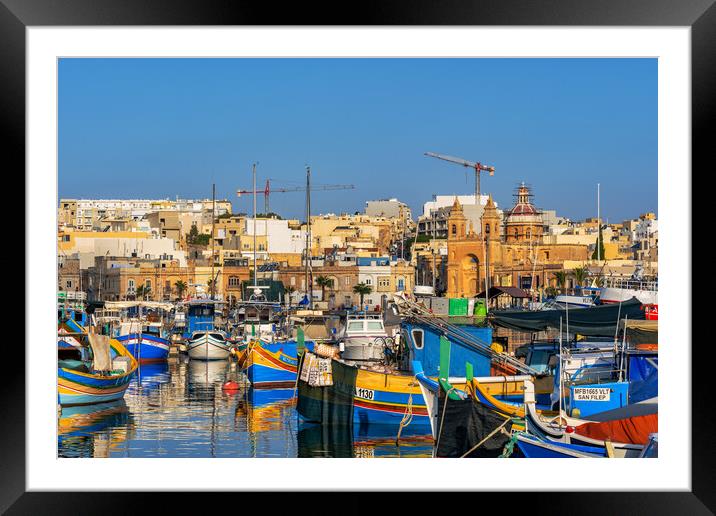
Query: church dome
[[506, 183, 542, 223]]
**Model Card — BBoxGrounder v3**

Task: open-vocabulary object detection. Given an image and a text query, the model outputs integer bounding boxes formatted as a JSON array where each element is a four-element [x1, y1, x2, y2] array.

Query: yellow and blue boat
[[58, 324, 138, 407], [238, 339, 315, 388]]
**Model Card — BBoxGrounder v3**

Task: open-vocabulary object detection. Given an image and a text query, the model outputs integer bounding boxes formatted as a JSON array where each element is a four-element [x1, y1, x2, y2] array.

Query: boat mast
[[304, 166, 312, 310], [252, 162, 258, 288], [597, 183, 601, 262], [211, 183, 216, 300]]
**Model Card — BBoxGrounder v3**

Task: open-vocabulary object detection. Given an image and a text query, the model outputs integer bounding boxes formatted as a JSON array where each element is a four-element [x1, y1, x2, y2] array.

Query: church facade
[[446, 184, 589, 298]]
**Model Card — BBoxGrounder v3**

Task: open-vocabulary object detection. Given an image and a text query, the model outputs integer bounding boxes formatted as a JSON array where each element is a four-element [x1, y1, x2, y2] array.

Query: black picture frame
[[5, 0, 708, 512]]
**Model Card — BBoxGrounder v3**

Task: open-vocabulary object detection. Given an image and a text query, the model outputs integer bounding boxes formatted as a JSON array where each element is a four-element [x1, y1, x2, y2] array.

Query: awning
[[103, 301, 174, 311], [475, 286, 531, 299], [620, 318, 658, 347], [490, 297, 645, 336]]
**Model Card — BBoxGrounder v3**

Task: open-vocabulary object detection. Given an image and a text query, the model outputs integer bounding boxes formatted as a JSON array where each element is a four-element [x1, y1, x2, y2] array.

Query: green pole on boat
[[465, 362, 474, 382], [438, 335, 461, 400], [439, 335, 450, 381], [296, 326, 305, 354]]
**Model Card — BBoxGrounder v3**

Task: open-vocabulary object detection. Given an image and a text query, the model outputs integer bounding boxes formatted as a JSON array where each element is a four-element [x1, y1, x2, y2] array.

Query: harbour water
[[57, 358, 433, 458]]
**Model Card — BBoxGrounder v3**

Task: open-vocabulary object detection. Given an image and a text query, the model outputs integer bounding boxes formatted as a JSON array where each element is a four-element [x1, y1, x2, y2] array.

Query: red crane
[[237, 179, 355, 213], [425, 151, 495, 199]]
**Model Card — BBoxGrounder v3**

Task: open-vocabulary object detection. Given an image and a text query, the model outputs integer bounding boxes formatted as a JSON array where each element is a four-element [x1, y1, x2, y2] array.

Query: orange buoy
[[222, 380, 240, 391]]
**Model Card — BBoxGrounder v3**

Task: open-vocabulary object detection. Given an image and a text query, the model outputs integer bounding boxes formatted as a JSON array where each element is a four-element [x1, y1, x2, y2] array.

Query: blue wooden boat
[[58, 327, 138, 407], [115, 326, 170, 363], [239, 339, 315, 388]]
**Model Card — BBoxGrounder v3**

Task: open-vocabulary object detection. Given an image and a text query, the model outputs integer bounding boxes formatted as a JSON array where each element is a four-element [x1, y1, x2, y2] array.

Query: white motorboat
[[599, 277, 658, 305], [187, 329, 232, 360], [339, 313, 390, 362]]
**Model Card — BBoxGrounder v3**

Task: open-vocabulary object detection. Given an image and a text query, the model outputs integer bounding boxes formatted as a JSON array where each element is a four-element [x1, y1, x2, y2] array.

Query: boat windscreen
[[347, 321, 364, 331]]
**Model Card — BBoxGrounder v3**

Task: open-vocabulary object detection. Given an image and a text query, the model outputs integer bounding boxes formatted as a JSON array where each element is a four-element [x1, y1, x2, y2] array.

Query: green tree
[[186, 224, 199, 244], [352, 283, 372, 308], [136, 284, 151, 301], [194, 233, 211, 246], [591, 226, 606, 261], [315, 275, 334, 301], [174, 280, 187, 300], [571, 267, 588, 289], [552, 271, 567, 295]]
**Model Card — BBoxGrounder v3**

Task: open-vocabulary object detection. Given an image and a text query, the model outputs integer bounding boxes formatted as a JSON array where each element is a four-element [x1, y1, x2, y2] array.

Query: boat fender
[[222, 380, 240, 391]]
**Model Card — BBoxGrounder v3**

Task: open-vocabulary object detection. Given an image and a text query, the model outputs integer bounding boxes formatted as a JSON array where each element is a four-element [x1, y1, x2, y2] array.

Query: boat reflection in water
[[58, 399, 133, 458], [57, 359, 434, 458], [297, 422, 433, 458]]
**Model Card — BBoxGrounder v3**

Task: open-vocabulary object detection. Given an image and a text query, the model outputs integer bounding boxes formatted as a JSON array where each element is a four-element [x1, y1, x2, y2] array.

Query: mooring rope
[[433, 386, 457, 457], [459, 416, 512, 458], [395, 388, 415, 446]]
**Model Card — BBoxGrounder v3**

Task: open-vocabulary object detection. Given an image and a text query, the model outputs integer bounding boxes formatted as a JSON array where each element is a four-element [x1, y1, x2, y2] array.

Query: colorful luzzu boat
[[296, 319, 533, 429], [238, 339, 315, 388], [115, 324, 170, 363], [58, 332, 138, 407]]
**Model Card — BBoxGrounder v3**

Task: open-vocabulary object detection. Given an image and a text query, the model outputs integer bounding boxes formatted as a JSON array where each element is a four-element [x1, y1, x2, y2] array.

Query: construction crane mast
[[425, 152, 495, 200], [237, 179, 355, 213]]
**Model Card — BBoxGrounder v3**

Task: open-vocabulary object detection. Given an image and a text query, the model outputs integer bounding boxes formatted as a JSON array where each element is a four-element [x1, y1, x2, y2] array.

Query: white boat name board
[[573, 387, 611, 401]]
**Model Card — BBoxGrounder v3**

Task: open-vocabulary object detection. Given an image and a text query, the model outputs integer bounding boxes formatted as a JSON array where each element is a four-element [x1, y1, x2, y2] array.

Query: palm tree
[[315, 275, 334, 301], [135, 284, 152, 301], [552, 271, 567, 295], [174, 280, 187, 300], [572, 267, 588, 291], [352, 283, 372, 308], [284, 285, 296, 307]]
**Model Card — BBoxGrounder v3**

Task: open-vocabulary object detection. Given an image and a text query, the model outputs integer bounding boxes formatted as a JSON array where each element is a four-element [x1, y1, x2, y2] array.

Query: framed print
[[4, 0, 711, 512]]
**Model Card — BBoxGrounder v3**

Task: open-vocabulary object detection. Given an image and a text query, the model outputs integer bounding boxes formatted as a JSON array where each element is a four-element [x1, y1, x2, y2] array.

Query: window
[[411, 329, 424, 349], [452, 224, 457, 235], [290, 276, 296, 286], [364, 278, 372, 285], [345, 277, 350, 285], [378, 277, 390, 288], [66, 280, 72, 288], [367, 321, 383, 331], [145, 280, 152, 289], [347, 321, 364, 331], [128, 279, 135, 290], [228, 276, 240, 287]]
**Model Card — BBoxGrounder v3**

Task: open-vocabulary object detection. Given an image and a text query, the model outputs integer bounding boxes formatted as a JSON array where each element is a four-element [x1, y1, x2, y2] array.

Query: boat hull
[[242, 341, 314, 388], [600, 287, 657, 305], [116, 333, 170, 362], [515, 434, 606, 458], [352, 368, 431, 426], [58, 349, 136, 406], [187, 333, 232, 360]]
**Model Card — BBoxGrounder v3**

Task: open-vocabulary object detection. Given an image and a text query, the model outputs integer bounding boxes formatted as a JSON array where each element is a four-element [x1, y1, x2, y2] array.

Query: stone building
[[446, 185, 589, 298]]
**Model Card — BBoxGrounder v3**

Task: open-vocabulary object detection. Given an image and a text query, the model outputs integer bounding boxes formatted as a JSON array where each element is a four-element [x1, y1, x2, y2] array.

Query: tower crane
[[237, 179, 355, 213], [424, 152, 495, 200]]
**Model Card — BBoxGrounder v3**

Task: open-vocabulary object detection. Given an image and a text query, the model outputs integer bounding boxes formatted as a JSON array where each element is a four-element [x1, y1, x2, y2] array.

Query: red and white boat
[[599, 277, 658, 306]]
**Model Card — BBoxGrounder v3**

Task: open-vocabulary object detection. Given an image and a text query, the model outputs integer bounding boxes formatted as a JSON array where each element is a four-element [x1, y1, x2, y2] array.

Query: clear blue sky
[[59, 58, 657, 222]]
